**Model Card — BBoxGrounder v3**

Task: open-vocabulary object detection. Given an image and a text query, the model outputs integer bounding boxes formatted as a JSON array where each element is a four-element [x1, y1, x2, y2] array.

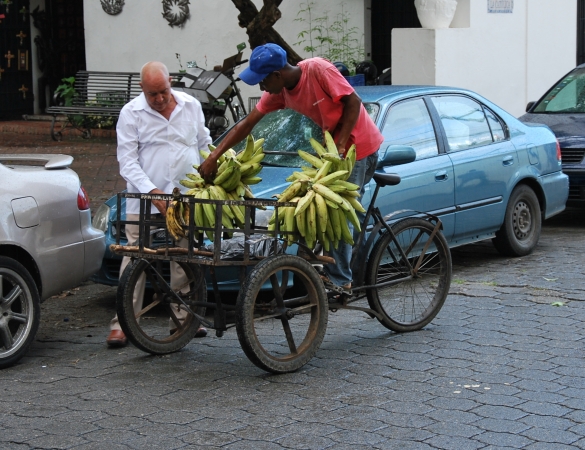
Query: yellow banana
[[343, 206, 361, 233], [329, 205, 342, 242], [185, 187, 205, 196], [220, 168, 242, 192], [287, 171, 312, 182], [315, 170, 349, 186], [236, 134, 255, 162], [313, 192, 328, 236], [210, 185, 235, 221], [200, 188, 216, 228], [284, 197, 299, 245], [186, 172, 204, 181], [309, 137, 328, 157], [305, 200, 317, 249], [241, 176, 262, 185], [322, 152, 342, 164], [324, 198, 339, 209], [311, 182, 344, 206], [253, 138, 265, 153], [239, 162, 261, 177], [246, 152, 265, 165], [193, 191, 205, 232], [278, 180, 303, 203], [325, 213, 335, 244], [338, 208, 354, 245], [340, 190, 361, 198], [298, 150, 324, 169], [320, 233, 330, 252], [313, 160, 333, 182], [343, 195, 366, 213], [324, 131, 338, 154], [294, 189, 315, 217], [213, 164, 236, 187], [295, 207, 307, 240], [180, 178, 206, 189], [332, 180, 360, 191]]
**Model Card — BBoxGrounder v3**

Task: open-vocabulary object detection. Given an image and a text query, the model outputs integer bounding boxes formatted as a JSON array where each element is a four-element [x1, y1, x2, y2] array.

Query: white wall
[[392, 0, 576, 117], [83, 0, 365, 113]]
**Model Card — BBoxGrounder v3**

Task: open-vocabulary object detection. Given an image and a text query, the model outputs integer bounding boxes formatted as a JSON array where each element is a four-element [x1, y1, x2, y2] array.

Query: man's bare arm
[[198, 108, 265, 181], [336, 92, 362, 155]]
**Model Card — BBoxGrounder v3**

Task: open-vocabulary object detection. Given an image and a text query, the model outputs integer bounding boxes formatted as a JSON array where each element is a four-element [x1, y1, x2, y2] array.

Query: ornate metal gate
[[0, 0, 33, 120]]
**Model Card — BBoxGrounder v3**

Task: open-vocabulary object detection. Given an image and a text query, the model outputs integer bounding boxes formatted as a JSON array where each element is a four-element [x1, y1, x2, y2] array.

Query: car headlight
[[92, 203, 111, 232]]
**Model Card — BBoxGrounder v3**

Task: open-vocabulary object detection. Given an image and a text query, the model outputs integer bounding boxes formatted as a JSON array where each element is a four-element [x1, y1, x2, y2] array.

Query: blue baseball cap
[[239, 43, 287, 86]]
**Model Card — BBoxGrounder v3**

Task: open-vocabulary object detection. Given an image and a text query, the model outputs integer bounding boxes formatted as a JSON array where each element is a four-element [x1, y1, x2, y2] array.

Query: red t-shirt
[[255, 58, 383, 160]]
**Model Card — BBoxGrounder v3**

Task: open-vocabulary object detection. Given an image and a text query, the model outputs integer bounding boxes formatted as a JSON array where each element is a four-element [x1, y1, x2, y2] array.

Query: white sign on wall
[[488, 0, 514, 13]]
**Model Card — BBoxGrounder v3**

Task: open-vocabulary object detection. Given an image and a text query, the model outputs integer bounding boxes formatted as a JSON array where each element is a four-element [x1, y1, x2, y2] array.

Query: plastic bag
[[204, 234, 285, 260]]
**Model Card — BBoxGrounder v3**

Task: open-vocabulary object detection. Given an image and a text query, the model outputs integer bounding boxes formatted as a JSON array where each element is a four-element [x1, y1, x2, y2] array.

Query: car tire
[[492, 185, 541, 257], [0, 256, 41, 369]]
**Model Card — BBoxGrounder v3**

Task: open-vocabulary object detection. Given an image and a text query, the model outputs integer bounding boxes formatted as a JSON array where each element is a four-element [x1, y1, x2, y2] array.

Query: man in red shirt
[[199, 43, 383, 292]]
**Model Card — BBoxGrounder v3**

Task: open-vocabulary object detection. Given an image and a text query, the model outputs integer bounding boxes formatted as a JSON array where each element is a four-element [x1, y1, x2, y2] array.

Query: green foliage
[[54, 77, 77, 106], [294, 1, 365, 75]]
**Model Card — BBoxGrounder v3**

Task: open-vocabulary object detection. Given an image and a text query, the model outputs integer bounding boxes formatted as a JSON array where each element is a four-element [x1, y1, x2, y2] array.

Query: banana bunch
[[269, 131, 366, 251], [165, 188, 190, 241], [173, 135, 265, 241]]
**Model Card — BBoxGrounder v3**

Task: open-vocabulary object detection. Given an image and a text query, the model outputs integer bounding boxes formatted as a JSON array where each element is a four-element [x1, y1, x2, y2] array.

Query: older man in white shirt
[[106, 61, 212, 347]]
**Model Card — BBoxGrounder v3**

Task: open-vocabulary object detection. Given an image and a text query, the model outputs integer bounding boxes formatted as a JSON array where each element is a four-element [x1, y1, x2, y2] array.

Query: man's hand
[[149, 188, 168, 216], [198, 154, 219, 183], [336, 142, 346, 158]]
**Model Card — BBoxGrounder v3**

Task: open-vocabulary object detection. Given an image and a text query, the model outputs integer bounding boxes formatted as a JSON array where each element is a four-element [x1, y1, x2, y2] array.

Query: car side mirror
[[526, 101, 535, 112], [377, 145, 416, 169]]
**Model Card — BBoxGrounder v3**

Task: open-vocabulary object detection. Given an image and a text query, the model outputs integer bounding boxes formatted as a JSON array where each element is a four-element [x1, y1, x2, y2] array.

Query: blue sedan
[[91, 85, 568, 289]]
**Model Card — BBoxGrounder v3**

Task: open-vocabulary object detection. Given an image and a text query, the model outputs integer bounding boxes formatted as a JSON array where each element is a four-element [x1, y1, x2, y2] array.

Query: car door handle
[[435, 170, 448, 181], [502, 155, 514, 166]]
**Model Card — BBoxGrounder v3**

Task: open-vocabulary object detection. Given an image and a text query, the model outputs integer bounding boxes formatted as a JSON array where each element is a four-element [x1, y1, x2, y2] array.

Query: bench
[[46, 70, 182, 141]]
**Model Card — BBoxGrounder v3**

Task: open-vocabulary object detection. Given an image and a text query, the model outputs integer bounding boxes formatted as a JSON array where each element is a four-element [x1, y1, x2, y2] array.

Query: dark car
[[92, 85, 568, 289], [519, 64, 585, 207]]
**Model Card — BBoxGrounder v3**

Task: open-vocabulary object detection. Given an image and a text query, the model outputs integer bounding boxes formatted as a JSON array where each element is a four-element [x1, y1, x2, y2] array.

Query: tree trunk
[[230, 0, 303, 64]]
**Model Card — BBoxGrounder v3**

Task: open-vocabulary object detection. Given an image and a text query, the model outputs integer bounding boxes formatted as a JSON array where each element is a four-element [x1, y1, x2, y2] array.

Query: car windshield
[[215, 103, 380, 167], [533, 67, 585, 113]]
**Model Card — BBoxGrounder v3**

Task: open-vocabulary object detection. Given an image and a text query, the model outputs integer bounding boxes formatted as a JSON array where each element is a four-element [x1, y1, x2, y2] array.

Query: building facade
[[0, 0, 579, 119]]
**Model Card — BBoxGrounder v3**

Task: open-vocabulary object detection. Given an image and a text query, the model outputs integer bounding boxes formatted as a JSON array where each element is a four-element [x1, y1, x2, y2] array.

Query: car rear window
[[533, 67, 585, 113]]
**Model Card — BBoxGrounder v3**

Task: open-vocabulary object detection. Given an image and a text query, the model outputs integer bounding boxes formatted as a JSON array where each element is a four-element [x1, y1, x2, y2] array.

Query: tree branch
[[230, 0, 302, 64]]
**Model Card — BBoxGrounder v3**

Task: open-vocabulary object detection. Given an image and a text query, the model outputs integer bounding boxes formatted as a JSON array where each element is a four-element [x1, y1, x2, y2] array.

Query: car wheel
[[492, 185, 541, 257], [0, 256, 41, 369]]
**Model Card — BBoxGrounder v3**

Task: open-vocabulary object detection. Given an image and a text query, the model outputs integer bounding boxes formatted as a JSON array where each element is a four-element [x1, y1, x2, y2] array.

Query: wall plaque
[[100, 0, 124, 15], [488, 0, 513, 13]]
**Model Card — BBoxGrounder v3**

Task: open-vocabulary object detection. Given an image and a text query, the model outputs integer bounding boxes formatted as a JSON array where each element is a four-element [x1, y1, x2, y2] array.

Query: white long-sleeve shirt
[[117, 89, 212, 214]]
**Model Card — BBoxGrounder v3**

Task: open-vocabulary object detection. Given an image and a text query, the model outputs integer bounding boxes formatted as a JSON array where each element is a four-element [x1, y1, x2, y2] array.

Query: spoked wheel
[[235, 255, 328, 374], [366, 217, 452, 332], [116, 258, 206, 354], [0, 257, 40, 369]]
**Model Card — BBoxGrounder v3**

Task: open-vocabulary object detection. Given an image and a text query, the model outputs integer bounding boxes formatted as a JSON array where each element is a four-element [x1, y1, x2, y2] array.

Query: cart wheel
[[235, 254, 328, 374], [116, 258, 206, 355]]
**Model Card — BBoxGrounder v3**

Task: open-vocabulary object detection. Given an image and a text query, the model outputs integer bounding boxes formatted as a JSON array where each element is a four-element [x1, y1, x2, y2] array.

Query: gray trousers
[[109, 214, 189, 331]]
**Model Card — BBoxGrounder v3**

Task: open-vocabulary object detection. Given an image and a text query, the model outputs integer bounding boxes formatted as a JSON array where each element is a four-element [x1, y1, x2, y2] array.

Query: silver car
[[0, 154, 105, 369]]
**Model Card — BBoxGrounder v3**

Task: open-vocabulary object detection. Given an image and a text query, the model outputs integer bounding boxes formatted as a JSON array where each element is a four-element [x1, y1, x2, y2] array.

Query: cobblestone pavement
[[1, 129, 585, 449]]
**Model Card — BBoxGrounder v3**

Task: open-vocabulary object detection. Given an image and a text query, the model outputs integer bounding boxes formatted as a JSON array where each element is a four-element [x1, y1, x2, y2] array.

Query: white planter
[[414, 0, 458, 29]]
